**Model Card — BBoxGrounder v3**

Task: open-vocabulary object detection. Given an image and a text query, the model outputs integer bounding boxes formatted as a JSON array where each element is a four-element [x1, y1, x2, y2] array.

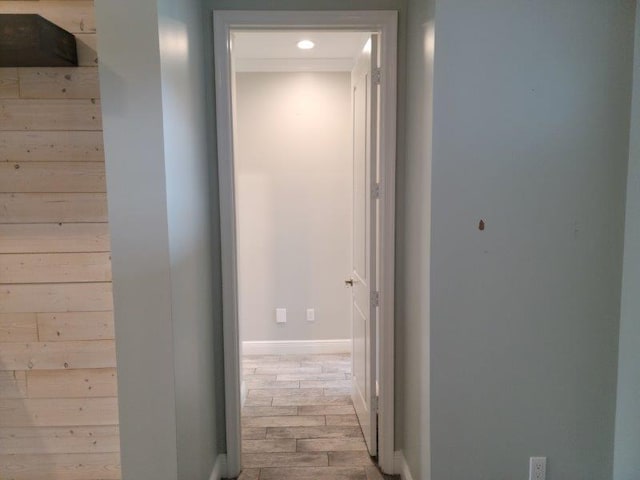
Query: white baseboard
[[394, 451, 415, 480], [242, 339, 351, 355], [208, 454, 226, 480]]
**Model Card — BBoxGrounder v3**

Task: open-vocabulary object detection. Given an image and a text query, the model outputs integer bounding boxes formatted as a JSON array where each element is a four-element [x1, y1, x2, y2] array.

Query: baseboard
[[242, 339, 351, 355], [394, 451, 415, 480], [208, 454, 226, 480]]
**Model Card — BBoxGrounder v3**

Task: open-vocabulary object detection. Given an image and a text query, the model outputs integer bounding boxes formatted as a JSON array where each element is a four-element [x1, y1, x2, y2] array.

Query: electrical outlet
[[276, 308, 286, 324], [306, 308, 315, 322], [529, 457, 546, 480]]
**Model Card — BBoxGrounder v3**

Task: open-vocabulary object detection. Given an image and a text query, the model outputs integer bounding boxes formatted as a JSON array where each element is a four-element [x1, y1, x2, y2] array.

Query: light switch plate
[[276, 308, 286, 324], [306, 308, 315, 322]]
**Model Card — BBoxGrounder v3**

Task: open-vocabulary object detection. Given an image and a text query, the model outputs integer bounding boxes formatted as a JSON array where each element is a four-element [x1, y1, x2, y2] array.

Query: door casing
[[212, 10, 398, 477]]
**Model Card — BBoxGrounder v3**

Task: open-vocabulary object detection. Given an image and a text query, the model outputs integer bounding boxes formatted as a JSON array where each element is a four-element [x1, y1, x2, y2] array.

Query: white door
[[347, 34, 379, 456]]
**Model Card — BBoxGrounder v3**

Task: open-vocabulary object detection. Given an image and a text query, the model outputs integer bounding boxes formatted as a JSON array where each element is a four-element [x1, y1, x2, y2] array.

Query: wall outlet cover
[[529, 457, 546, 480], [306, 308, 315, 322], [276, 308, 287, 324]]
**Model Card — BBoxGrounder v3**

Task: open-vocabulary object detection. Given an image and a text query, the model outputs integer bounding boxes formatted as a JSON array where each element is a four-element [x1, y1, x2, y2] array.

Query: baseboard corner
[[209, 453, 227, 480], [394, 450, 415, 480]]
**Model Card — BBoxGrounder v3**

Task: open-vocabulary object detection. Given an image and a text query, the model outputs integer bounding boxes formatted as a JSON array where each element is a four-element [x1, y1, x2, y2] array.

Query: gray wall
[[96, 0, 223, 478], [614, 4, 640, 480], [235, 72, 352, 343], [158, 0, 223, 478], [429, 1, 635, 479]]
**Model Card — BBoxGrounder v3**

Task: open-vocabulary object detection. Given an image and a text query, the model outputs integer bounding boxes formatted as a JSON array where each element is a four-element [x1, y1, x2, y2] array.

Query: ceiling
[[232, 31, 371, 72]]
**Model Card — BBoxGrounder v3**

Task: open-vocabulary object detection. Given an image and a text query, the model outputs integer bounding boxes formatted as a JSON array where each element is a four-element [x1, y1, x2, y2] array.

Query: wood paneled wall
[[0, 2, 121, 479]]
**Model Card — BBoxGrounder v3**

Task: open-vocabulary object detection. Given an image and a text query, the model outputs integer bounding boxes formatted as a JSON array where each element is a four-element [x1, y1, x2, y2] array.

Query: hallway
[[240, 354, 391, 479]]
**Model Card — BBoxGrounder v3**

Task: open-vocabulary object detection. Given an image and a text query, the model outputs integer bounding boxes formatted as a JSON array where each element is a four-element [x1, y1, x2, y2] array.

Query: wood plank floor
[[240, 354, 396, 480]]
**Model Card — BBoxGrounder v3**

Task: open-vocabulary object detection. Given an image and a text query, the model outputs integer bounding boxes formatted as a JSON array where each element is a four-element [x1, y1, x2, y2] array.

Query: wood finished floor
[[239, 354, 394, 480]]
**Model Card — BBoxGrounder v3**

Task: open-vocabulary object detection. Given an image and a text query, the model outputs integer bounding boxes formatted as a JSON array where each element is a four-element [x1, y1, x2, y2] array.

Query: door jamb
[[212, 10, 398, 477]]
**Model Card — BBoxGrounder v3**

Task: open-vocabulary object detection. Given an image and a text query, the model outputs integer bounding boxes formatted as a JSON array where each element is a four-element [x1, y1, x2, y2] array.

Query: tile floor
[[239, 353, 396, 480]]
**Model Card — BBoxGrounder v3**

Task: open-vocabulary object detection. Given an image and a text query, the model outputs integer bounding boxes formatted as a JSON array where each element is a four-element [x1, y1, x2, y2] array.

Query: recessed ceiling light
[[297, 40, 315, 50]]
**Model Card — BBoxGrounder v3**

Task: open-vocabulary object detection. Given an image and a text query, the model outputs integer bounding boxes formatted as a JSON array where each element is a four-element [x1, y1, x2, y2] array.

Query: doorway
[[212, 11, 398, 479]]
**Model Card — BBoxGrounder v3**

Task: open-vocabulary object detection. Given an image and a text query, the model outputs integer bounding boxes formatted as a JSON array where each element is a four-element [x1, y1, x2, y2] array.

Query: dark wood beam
[[0, 14, 78, 68]]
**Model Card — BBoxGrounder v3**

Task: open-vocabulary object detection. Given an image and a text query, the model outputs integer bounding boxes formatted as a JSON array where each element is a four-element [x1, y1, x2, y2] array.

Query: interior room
[[1, 2, 639, 480], [232, 30, 385, 478], [234, 31, 361, 356]]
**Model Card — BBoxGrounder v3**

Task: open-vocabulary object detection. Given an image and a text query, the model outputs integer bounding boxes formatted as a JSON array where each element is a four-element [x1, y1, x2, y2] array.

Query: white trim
[[376, 10, 398, 474], [213, 10, 397, 477], [213, 11, 242, 478], [208, 454, 227, 480], [394, 451, 416, 480], [235, 57, 355, 72], [243, 339, 351, 355]]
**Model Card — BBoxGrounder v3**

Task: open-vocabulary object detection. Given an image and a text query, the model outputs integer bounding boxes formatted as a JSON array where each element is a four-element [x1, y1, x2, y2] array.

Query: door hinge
[[374, 395, 380, 414], [371, 291, 380, 308], [373, 67, 382, 85], [372, 183, 381, 199]]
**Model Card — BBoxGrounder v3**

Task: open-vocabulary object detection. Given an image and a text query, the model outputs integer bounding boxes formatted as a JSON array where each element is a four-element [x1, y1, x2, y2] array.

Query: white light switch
[[306, 308, 315, 322], [276, 308, 287, 324]]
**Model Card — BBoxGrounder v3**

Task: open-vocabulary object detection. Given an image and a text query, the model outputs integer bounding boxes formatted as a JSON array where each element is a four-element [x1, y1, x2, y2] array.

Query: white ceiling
[[232, 31, 371, 72]]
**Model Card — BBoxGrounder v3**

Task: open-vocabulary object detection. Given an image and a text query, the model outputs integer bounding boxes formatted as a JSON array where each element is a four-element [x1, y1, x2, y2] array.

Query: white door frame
[[212, 10, 398, 477]]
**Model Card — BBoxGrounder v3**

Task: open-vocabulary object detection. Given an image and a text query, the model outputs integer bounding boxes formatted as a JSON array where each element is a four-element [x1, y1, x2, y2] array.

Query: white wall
[[96, 0, 224, 478], [235, 72, 353, 343], [614, 4, 640, 480], [428, 1, 635, 479]]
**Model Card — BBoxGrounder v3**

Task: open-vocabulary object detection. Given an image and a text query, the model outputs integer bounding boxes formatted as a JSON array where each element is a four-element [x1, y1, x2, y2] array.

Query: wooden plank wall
[[0, 2, 121, 479]]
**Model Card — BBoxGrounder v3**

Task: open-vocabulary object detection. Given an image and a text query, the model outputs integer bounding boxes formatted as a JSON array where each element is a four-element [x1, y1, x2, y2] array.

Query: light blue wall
[[95, 1, 179, 478], [158, 0, 223, 478], [97, 0, 223, 478], [97, 1, 637, 479], [397, 0, 434, 478], [614, 4, 640, 480], [429, 1, 635, 479]]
